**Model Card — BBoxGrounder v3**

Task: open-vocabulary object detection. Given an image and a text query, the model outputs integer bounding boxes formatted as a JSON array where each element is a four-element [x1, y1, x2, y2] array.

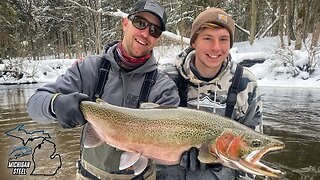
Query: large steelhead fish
[[80, 100, 285, 178]]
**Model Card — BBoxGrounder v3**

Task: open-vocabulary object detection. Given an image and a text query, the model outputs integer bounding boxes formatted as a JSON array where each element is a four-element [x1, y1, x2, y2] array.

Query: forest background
[[0, 0, 320, 80]]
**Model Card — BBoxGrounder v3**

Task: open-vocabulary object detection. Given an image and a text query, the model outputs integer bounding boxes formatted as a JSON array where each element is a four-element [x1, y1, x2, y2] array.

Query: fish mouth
[[215, 144, 285, 178], [237, 145, 285, 178]]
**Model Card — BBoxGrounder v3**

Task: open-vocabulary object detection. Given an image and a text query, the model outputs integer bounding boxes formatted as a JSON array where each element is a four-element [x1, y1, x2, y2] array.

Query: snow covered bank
[[1, 36, 319, 88]]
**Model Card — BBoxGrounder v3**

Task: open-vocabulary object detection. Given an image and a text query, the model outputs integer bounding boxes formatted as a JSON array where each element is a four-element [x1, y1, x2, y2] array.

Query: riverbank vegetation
[[0, 0, 319, 84]]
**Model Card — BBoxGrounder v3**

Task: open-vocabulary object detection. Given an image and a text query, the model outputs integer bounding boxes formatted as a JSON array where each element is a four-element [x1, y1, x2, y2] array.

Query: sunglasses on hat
[[128, 15, 162, 38]]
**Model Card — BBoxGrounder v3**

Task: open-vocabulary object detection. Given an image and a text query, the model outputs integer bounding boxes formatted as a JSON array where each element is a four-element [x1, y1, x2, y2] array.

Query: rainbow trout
[[80, 100, 285, 178]]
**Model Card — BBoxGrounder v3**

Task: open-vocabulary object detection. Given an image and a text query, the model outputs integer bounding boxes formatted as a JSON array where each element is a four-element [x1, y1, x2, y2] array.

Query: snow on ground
[[1, 36, 320, 88]]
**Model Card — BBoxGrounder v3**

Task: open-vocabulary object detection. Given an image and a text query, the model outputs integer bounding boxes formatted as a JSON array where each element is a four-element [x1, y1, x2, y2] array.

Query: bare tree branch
[[260, 16, 279, 38], [236, 24, 251, 37], [67, 0, 188, 44]]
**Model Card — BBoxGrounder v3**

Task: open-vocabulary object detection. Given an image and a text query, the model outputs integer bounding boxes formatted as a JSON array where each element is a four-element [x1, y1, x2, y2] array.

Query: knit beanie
[[190, 7, 235, 47]]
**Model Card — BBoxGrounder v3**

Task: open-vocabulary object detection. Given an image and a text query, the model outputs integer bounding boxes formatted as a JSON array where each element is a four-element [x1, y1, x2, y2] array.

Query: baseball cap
[[128, 0, 167, 31]]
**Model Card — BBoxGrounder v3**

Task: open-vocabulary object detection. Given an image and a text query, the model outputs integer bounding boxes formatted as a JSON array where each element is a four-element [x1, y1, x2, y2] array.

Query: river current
[[0, 84, 319, 180]]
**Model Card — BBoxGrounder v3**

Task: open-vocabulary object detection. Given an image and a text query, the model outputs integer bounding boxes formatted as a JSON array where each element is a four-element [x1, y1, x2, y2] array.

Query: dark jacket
[[27, 42, 180, 179]]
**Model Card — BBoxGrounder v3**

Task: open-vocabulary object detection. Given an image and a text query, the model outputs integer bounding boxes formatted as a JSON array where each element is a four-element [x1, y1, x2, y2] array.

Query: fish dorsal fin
[[83, 123, 104, 148], [132, 156, 148, 175], [119, 152, 141, 170], [198, 143, 218, 163], [139, 103, 161, 109], [139, 102, 177, 109]]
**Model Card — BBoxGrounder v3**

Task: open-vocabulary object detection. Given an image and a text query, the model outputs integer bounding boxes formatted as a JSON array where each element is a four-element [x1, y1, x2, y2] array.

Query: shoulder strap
[[94, 57, 158, 106], [93, 57, 111, 100], [163, 66, 188, 107], [178, 73, 188, 107], [93, 41, 119, 100], [80, 58, 111, 162], [137, 69, 158, 107], [225, 64, 243, 118]]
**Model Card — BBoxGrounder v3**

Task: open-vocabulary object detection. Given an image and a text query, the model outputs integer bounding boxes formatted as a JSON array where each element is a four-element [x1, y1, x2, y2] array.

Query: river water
[[0, 84, 319, 180]]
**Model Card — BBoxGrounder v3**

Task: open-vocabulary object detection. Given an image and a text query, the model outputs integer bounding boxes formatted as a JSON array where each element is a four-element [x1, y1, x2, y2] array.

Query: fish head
[[210, 130, 285, 178]]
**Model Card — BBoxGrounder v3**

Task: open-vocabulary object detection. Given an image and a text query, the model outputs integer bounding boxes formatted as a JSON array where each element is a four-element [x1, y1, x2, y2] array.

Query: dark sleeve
[[27, 56, 101, 124]]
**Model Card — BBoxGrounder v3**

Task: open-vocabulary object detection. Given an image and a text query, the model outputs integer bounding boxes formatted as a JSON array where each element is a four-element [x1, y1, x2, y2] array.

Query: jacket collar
[[103, 41, 158, 75]]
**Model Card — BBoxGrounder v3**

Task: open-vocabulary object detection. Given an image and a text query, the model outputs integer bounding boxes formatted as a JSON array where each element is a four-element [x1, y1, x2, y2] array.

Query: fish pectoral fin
[[119, 152, 141, 170], [198, 143, 218, 163], [132, 156, 148, 175], [83, 123, 104, 148], [119, 152, 148, 175]]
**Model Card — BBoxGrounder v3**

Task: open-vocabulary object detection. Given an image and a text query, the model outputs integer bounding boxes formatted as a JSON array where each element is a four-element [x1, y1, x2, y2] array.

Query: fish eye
[[252, 139, 262, 147]]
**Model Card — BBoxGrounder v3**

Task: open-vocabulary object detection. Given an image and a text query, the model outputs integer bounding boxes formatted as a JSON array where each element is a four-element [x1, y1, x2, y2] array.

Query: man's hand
[[180, 147, 222, 172], [52, 92, 90, 128], [180, 147, 206, 171]]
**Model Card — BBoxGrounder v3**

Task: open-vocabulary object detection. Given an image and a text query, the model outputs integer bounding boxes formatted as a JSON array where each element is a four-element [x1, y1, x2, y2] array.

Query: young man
[[159, 7, 263, 180], [27, 0, 179, 179]]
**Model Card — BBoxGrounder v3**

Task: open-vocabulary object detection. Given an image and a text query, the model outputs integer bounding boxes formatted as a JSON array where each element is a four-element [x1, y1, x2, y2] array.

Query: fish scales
[[80, 100, 285, 178], [81, 101, 260, 146]]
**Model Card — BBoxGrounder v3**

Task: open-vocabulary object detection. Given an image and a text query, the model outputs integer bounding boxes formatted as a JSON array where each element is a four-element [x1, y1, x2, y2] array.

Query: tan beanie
[[190, 7, 235, 47]]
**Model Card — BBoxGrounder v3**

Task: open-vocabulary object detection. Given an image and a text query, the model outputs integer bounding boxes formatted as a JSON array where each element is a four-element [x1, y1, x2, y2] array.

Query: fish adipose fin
[[95, 98, 104, 103], [84, 123, 104, 148], [119, 152, 148, 175]]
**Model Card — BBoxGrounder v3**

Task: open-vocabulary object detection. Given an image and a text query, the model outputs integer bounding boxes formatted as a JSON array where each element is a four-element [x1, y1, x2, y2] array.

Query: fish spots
[[80, 100, 285, 178]]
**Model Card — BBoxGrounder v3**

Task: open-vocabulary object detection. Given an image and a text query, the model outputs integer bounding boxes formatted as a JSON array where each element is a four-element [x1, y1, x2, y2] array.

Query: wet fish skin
[[80, 100, 285, 178]]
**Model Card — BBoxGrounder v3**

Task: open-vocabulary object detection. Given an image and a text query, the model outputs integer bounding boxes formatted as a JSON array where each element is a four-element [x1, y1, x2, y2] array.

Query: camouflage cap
[[190, 7, 235, 47]]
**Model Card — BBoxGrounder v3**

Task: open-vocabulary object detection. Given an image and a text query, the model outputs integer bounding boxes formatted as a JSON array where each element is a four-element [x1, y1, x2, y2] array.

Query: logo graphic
[[218, 14, 228, 23], [5, 124, 62, 176], [188, 96, 226, 109]]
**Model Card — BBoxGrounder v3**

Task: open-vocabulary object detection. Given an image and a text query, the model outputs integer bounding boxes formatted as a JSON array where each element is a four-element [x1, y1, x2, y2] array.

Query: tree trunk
[[72, 11, 81, 59], [249, 0, 257, 45], [271, 1, 278, 36], [302, 0, 309, 43], [244, 2, 252, 40], [310, 10, 320, 50], [308, 5, 320, 72], [286, 0, 295, 45], [278, 0, 285, 48], [95, 0, 102, 55], [295, 0, 304, 50]]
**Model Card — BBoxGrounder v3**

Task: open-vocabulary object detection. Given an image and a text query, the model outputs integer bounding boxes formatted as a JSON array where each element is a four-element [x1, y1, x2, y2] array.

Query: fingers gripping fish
[[80, 100, 285, 178]]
